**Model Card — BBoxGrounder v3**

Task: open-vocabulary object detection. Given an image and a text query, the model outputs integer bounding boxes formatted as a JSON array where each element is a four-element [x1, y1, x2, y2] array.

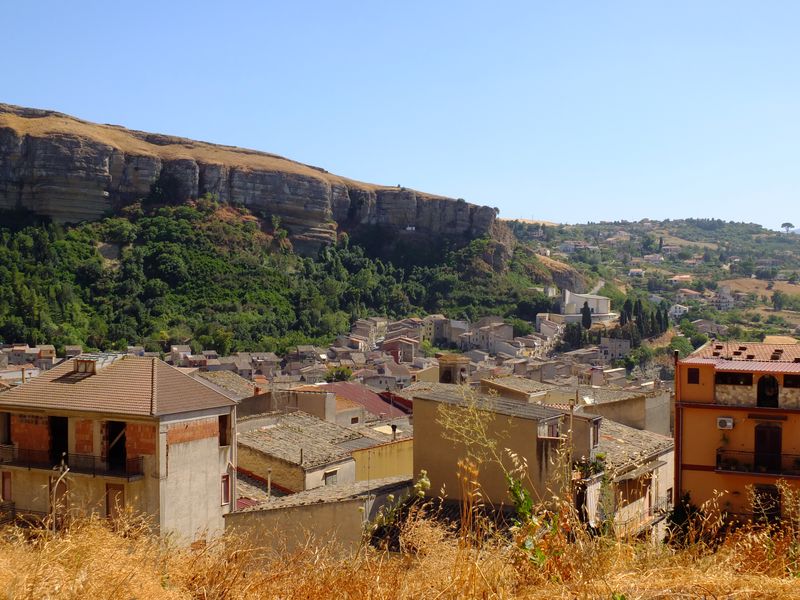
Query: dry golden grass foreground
[[2, 510, 800, 600]]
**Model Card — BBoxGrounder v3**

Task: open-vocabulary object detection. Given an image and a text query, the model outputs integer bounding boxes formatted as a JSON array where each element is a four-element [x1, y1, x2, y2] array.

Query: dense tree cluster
[[0, 203, 555, 355]]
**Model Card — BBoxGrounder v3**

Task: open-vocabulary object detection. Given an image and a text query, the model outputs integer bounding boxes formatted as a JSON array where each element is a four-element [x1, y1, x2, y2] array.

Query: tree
[[782, 222, 795, 234], [581, 301, 592, 330], [772, 290, 785, 311], [324, 366, 352, 382]]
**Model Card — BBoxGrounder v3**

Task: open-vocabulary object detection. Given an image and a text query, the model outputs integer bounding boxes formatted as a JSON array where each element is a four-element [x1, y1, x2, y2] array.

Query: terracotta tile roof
[[314, 382, 407, 418], [683, 342, 800, 373], [195, 370, 255, 400], [0, 355, 236, 416]]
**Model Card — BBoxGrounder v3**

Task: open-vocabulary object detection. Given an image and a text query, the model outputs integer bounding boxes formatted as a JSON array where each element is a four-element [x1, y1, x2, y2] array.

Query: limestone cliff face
[[0, 104, 497, 253]]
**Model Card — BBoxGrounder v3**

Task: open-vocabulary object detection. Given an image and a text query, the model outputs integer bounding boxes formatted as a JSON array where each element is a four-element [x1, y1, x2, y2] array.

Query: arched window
[[757, 375, 779, 408]]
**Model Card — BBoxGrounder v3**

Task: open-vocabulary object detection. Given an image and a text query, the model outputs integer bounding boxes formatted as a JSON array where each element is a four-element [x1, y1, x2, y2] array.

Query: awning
[[613, 460, 666, 483]]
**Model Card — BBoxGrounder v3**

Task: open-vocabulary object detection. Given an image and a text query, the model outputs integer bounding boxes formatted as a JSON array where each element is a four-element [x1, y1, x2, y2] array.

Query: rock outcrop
[[0, 104, 498, 253]]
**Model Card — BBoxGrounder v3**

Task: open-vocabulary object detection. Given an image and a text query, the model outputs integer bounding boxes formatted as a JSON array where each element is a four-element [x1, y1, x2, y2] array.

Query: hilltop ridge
[[0, 103, 498, 253]]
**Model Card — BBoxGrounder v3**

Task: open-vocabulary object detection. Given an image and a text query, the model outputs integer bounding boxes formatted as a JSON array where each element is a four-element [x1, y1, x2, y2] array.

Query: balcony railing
[[0, 445, 144, 479], [0, 501, 48, 526], [716, 449, 800, 477], [616, 494, 673, 532]]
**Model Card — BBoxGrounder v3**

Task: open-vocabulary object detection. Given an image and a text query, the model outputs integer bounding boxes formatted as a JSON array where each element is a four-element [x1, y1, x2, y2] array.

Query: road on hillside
[[588, 279, 605, 295]]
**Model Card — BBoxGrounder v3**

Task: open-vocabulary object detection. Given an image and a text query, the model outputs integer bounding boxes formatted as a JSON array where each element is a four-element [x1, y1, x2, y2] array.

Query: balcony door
[[106, 421, 127, 474], [49, 416, 68, 466], [754, 423, 781, 473]]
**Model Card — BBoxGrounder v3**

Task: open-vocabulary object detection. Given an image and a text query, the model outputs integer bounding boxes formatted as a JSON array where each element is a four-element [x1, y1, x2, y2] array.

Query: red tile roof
[[0, 355, 236, 416], [682, 342, 800, 374], [314, 382, 407, 418]]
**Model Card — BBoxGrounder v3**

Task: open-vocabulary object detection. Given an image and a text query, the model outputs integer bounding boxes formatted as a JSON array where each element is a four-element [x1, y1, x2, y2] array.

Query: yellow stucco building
[[676, 341, 800, 520]]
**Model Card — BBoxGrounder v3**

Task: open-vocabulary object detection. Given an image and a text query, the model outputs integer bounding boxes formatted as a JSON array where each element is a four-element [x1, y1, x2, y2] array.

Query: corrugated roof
[[0, 355, 236, 416]]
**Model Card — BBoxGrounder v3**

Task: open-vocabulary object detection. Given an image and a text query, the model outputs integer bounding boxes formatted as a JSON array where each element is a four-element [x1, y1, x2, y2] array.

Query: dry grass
[[2, 497, 800, 599], [721, 278, 800, 296]]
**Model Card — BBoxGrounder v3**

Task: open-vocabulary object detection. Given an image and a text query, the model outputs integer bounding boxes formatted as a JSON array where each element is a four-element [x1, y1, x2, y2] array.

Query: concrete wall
[[304, 458, 356, 489], [238, 445, 305, 492], [159, 410, 233, 540], [413, 396, 562, 506], [352, 439, 414, 481], [225, 483, 409, 554]]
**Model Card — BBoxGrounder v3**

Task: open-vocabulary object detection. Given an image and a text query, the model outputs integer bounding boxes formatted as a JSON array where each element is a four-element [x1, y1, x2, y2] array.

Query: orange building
[[676, 342, 800, 520]]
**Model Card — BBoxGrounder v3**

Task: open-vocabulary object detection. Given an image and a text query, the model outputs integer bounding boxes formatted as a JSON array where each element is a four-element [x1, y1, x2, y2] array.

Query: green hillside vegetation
[[0, 200, 556, 354]]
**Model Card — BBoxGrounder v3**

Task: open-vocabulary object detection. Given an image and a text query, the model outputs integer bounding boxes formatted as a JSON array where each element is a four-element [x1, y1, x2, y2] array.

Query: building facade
[[675, 342, 800, 521]]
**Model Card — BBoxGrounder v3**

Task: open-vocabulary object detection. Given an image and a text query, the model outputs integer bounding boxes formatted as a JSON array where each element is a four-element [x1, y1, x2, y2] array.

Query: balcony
[[715, 449, 800, 477], [0, 445, 144, 480], [616, 494, 673, 534]]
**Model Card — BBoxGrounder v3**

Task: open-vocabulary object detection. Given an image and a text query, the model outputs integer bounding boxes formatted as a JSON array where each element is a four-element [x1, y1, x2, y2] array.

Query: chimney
[[21, 367, 25, 384]]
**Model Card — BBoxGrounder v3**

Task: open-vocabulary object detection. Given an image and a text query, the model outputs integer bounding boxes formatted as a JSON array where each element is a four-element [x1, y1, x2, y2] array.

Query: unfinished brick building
[[0, 353, 237, 539]]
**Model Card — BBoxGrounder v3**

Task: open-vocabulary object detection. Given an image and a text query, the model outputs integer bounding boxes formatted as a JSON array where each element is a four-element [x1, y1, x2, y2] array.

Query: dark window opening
[[687, 368, 700, 384], [106, 421, 127, 473], [218, 414, 231, 446], [784, 375, 800, 388], [350, 416, 359, 425], [0, 412, 10, 445], [49, 416, 68, 465], [715, 372, 753, 386], [757, 375, 779, 408]]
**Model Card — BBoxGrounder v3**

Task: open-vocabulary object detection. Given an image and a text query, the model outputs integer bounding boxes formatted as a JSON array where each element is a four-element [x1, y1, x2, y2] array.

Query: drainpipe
[[267, 468, 272, 500], [673, 350, 681, 506]]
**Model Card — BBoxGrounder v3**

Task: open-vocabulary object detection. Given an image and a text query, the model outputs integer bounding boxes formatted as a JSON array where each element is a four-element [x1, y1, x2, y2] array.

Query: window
[[324, 470, 338, 486], [350, 416, 359, 425], [714, 372, 753, 386], [591, 420, 601, 448], [221, 474, 230, 505], [784, 375, 800, 388], [687, 368, 700, 385], [218, 414, 230, 446], [538, 420, 560, 440]]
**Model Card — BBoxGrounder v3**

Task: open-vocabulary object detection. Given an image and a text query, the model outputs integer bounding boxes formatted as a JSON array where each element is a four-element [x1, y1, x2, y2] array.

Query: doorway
[[754, 423, 781, 474], [106, 421, 127, 473], [49, 416, 68, 465]]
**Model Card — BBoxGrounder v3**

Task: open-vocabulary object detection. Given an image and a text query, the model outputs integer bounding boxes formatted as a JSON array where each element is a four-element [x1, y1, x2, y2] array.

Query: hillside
[[0, 104, 497, 254], [0, 202, 579, 353]]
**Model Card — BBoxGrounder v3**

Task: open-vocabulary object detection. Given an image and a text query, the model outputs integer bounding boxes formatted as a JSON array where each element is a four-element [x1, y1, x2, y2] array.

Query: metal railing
[[0, 444, 144, 479], [716, 449, 800, 477], [616, 495, 673, 532]]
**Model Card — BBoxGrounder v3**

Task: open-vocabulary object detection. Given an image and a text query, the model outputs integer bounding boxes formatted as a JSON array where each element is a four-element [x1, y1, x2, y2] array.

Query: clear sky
[[3, 1, 798, 228]]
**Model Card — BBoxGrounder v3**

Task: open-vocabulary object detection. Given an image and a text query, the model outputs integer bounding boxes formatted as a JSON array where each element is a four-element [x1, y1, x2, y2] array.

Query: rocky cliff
[[0, 104, 498, 253]]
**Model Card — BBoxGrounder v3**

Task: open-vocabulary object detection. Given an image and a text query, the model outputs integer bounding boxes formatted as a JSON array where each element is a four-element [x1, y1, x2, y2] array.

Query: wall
[[159, 410, 233, 540], [680, 404, 800, 515], [352, 439, 414, 481], [413, 397, 562, 506], [225, 483, 410, 554], [237, 445, 304, 492], [304, 458, 356, 489]]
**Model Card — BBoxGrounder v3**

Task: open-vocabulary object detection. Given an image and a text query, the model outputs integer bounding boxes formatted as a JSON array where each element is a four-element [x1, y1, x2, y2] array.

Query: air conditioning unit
[[717, 417, 734, 430]]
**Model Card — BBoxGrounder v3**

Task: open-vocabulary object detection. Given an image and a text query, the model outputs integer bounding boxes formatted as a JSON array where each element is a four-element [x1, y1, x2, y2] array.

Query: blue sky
[[3, 1, 798, 228]]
